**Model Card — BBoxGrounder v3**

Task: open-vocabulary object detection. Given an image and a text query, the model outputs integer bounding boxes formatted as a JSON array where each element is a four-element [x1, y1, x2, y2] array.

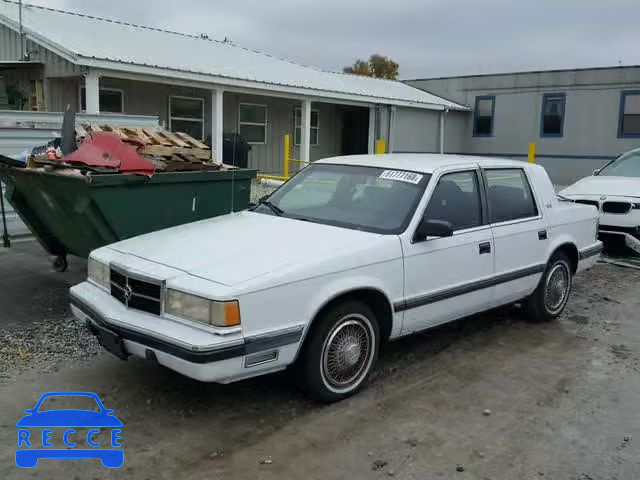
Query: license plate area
[[88, 321, 129, 360]]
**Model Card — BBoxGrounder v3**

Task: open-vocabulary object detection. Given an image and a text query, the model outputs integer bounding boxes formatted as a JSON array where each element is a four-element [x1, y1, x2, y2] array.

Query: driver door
[[400, 168, 495, 334]]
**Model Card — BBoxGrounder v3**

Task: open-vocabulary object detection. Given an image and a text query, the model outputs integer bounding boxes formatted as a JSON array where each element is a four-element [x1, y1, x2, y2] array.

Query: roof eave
[[77, 57, 468, 111], [0, 11, 78, 64]]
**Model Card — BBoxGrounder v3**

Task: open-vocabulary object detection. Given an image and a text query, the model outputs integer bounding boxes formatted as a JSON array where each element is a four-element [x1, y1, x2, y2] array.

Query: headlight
[[87, 257, 109, 289], [165, 289, 240, 327]]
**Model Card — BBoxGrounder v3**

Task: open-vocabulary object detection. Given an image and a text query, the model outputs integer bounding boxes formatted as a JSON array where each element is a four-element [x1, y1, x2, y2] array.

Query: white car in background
[[70, 154, 601, 402], [559, 148, 640, 253]]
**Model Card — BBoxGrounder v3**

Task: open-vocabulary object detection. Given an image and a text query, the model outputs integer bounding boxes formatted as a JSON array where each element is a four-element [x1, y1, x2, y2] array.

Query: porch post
[[301, 98, 311, 163], [84, 70, 100, 114], [368, 105, 376, 154], [211, 89, 224, 165]]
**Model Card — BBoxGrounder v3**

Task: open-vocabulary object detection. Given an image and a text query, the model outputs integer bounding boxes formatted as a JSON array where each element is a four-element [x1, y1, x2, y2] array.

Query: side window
[[423, 171, 482, 231], [485, 169, 538, 223]]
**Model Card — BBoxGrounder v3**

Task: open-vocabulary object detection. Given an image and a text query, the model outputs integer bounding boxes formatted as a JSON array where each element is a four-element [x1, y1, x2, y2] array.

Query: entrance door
[[340, 107, 369, 155]]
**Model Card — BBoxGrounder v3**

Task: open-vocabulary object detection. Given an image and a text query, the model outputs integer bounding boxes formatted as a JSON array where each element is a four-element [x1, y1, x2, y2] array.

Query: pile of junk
[[0, 108, 256, 271]]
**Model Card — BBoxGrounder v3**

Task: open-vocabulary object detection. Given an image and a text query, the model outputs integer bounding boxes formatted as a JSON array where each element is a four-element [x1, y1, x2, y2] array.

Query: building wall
[[43, 76, 344, 174], [390, 106, 467, 155], [408, 67, 640, 185]]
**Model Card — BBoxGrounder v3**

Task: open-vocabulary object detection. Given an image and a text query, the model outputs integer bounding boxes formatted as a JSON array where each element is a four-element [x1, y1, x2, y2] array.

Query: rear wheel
[[525, 252, 573, 322], [298, 300, 379, 403]]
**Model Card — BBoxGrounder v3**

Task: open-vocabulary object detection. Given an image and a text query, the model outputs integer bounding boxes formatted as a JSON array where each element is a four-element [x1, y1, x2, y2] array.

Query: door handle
[[538, 230, 548, 240], [479, 242, 491, 254]]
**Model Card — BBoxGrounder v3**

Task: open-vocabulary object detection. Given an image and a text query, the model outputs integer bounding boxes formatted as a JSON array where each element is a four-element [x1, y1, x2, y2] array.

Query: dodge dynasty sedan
[[70, 154, 602, 402]]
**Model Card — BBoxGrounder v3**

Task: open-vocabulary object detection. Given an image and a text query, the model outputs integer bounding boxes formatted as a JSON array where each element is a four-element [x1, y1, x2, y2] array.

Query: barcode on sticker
[[379, 170, 423, 184]]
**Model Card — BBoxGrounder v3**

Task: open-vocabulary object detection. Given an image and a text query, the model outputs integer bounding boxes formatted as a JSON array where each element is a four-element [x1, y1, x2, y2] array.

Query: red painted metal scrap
[[62, 132, 155, 177]]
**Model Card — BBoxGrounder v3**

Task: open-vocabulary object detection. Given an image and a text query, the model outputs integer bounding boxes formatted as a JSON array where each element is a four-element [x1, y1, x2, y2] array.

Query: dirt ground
[[1, 242, 639, 479]]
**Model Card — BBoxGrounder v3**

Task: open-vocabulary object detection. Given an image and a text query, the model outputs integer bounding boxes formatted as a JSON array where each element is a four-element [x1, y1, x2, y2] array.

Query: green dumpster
[[0, 167, 256, 271]]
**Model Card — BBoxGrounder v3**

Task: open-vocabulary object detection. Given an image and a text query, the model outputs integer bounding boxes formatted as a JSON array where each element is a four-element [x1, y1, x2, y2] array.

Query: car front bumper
[[70, 282, 302, 383]]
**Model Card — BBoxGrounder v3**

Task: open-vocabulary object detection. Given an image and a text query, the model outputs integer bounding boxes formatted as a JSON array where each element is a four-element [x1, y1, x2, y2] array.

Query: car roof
[[315, 153, 531, 174]]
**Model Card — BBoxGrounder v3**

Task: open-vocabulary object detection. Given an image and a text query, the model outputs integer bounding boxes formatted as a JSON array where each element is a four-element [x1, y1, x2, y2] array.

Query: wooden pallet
[[75, 124, 212, 161]]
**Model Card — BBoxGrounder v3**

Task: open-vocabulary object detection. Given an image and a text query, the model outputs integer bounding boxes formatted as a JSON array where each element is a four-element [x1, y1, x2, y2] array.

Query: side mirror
[[593, 169, 601, 176], [414, 218, 454, 242]]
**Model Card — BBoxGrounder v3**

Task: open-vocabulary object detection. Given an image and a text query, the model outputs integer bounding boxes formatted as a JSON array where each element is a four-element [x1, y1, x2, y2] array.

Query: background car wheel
[[525, 251, 573, 322], [298, 300, 380, 403]]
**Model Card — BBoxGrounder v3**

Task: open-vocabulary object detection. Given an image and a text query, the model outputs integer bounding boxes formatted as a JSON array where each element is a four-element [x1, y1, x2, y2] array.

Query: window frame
[[78, 86, 124, 114], [617, 90, 640, 138], [481, 167, 541, 225], [294, 106, 320, 146], [472, 95, 496, 137], [238, 102, 268, 145], [168, 95, 205, 140], [540, 92, 566, 138]]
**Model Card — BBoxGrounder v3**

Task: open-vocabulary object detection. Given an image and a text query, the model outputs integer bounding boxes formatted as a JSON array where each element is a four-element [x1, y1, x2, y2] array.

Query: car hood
[[108, 211, 383, 286], [560, 176, 640, 198], [16, 410, 123, 427]]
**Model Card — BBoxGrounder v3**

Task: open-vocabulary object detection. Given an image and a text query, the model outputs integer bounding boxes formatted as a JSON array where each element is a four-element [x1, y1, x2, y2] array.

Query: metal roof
[[0, 1, 466, 111]]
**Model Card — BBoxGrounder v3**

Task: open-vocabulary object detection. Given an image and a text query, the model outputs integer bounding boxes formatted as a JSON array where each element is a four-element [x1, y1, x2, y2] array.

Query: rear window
[[485, 169, 538, 223]]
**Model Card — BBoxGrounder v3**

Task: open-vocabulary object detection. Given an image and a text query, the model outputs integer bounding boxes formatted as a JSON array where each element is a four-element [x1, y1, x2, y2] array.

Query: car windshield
[[598, 151, 640, 177], [253, 163, 430, 234], [37, 396, 101, 412]]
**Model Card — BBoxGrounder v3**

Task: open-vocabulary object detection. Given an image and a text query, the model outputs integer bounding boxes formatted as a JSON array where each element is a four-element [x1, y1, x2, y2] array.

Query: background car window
[[423, 170, 482, 230], [485, 169, 538, 223], [598, 151, 640, 177]]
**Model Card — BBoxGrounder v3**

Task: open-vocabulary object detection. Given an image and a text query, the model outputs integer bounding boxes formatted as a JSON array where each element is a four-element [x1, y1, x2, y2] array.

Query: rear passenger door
[[483, 168, 548, 305], [400, 168, 495, 334]]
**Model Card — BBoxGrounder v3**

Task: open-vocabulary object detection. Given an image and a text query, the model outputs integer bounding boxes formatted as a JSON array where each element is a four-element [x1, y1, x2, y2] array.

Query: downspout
[[18, 0, 24, 60], [439, 107, 449, 154]]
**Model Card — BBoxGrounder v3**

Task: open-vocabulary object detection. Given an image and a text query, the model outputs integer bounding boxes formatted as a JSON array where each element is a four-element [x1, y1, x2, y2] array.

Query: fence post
[[284, 134, 290, 178]]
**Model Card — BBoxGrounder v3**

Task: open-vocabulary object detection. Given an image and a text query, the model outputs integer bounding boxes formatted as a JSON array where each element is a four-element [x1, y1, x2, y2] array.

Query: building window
[[80, 87, 124, 113], [169, 96, 204, 140], [618, 91, 640, 138], [540, 93, 566, 137], [473, 96, 495, 136], [239, 103, 267, 144], [294, 107, 319, 146]]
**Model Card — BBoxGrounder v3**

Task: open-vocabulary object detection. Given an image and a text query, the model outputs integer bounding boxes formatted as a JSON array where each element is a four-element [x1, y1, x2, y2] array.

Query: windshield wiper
[[258, 199, 284, 216]]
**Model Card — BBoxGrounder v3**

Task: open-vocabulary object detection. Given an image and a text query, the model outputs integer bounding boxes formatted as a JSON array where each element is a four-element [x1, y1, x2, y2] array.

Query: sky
[[23, 0, 640, 79]]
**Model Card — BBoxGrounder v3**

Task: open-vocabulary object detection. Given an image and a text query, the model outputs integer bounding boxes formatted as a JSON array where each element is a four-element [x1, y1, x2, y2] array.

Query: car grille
[[574, 199, 600, 210], [602, 201, 632, 214], [110, 267, 162, 315]]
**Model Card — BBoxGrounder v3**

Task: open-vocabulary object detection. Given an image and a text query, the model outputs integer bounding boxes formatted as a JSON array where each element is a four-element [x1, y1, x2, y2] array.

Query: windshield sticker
[[379, 170, 423, 184]]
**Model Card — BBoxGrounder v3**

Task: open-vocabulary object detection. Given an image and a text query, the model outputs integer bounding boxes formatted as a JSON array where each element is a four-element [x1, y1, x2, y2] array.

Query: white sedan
[[70, 154, 602, 402], [559, 148, 640, 253]]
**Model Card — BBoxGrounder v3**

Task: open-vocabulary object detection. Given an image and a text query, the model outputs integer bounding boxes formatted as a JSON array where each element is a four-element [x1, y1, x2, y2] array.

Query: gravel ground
[[249, 179, 279, 203], [1, 261, 639, 479]]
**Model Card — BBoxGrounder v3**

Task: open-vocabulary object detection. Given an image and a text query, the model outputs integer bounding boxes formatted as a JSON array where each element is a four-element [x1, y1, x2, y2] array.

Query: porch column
[[368, 105, 376, 154], [300, 98, 312, 163], [84, 70, 100, 114], [387, 106, 396, 153], [211, 89, 224, 165]]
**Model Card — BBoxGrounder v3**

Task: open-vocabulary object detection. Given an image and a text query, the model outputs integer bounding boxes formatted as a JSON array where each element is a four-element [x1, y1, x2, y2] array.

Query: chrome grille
[[110, 266, 162, 315], [602, 201, 631, 214]]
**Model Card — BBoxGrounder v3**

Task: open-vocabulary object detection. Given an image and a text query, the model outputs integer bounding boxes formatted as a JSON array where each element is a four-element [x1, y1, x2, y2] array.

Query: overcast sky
[[25, 0, 640, 79]]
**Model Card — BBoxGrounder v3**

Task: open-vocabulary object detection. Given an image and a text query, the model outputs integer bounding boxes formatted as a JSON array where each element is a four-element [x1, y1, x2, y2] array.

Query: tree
[[343, 54, 399, 80]]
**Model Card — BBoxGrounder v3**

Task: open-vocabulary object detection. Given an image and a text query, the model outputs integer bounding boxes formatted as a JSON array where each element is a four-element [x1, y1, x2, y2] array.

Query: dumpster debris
[[63, 132, 155, 177]]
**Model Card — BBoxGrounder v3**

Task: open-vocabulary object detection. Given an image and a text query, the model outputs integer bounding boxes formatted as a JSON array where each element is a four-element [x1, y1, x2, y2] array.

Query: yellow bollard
[[284, 134, 290, 178], [375, 139, 386, 155], [528, 142, 536, 164]]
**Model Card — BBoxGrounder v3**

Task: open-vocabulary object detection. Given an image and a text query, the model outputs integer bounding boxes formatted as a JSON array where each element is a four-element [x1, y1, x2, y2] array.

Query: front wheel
[[298, 300, 380, 403], [525, 252, 573, 322]]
